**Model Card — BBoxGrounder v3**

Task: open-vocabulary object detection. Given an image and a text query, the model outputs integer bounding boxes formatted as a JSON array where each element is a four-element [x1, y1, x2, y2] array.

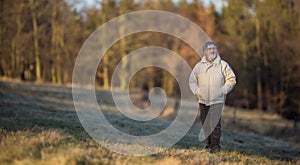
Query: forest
[[1, 0, 299, 119]]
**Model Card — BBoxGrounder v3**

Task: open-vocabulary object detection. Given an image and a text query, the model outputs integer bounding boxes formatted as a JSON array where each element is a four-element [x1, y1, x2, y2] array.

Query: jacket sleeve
[[189, 63, 201, 96], [221, 62, 236, 95]]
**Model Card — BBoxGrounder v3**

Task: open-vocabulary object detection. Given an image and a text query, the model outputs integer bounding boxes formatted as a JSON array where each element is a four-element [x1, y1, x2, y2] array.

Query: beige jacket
[[189, 55, 236, 106]]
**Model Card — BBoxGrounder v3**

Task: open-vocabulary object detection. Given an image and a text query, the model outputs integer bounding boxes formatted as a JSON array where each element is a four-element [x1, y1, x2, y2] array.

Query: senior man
[[189, 41, 236, 153]]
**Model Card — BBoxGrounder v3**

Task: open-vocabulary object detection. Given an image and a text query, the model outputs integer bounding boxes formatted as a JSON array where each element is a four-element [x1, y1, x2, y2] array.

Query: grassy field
[[0, 81, 299, 165]]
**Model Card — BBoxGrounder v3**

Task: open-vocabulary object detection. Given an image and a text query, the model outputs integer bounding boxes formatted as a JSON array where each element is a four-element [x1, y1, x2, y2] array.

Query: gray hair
[[203, 41, 217, 52]]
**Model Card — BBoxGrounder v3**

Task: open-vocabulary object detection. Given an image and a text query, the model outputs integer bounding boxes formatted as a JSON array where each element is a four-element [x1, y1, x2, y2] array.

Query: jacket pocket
[[210, 86, 224, 100], [196, 72, 206, 87]]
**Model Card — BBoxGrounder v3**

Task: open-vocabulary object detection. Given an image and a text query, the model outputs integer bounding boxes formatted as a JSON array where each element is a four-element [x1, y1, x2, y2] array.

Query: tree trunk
[[118, 2, 128, 90], [102, 54, 109, 89], [30, 0, 41, 82], [147, 68, 154, 91], [15, 2, 24, 78], [56, 49, 62, 84], [10, 42, 15, 77], [255, 16, 263, 110], [100, 1, 111, 89], [256, 60, 263, 110], [167, 74, 174, 96], [162, 72, 174, 96], [51, 1, 63, 84]]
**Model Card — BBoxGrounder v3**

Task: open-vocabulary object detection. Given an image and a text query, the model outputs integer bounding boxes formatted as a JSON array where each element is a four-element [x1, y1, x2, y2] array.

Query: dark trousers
[[199, 103, 222, 149]]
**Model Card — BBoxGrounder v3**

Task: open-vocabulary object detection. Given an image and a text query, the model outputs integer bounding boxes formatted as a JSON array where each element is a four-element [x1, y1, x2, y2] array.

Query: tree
[[220, 0, 258, 108], [50, 1, 65, 84], [100, 0, 118, 89], [30, 0, 42, 82], [118, 0, 136, 90]]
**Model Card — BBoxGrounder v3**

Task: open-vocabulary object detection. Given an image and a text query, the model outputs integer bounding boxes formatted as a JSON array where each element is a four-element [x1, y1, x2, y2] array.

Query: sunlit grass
[[221, 107, 300, 142]]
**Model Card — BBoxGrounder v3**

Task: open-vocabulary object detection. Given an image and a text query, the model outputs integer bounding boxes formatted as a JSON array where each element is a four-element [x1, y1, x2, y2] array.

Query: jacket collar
[[201, 55, 221, 65]]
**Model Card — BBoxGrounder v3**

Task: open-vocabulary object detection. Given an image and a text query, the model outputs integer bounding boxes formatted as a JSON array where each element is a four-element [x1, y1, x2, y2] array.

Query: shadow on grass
[[176, 122, 300, 162]]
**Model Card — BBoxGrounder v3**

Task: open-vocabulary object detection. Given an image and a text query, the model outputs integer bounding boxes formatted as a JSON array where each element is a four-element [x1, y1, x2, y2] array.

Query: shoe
[[209, 145, 220, 153], [205, 145, 210, 150]]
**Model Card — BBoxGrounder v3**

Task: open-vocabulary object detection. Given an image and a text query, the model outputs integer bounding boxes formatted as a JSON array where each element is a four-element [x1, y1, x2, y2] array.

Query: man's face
[[205, 44, 217, 61]]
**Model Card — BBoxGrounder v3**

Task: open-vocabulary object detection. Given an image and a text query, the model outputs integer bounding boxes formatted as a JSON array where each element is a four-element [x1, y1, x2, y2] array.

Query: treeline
[[1, 0, 299, 119]]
